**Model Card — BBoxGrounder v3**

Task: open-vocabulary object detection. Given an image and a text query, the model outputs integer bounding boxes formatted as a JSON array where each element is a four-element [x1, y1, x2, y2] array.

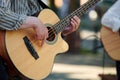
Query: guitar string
[[46, 0, 97, 41], [51, 0, 99, 33], [30, 0, 98, 43], [46, 1, 96, 42], [50, 0, 97, 35]]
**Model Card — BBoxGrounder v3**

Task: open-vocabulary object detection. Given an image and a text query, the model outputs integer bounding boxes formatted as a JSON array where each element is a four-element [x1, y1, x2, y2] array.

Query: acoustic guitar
[[0, 0, 100, 79], [101, 26, 120, 60]]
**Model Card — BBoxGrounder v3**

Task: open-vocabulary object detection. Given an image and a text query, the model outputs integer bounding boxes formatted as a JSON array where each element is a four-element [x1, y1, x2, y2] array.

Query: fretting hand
[[62, 16, 80, 36]]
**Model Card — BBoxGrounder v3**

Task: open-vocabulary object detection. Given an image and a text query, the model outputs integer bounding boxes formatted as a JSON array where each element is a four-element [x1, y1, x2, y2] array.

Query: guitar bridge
[[23, 36, 39, 60]]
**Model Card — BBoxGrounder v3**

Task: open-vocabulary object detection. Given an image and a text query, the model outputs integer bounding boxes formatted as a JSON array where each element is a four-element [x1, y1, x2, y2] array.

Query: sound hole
[[47, 27, 56, 42]]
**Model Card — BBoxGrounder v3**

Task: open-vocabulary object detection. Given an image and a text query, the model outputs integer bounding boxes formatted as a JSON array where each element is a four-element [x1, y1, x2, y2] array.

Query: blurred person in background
[[101, 0, 120, 79]]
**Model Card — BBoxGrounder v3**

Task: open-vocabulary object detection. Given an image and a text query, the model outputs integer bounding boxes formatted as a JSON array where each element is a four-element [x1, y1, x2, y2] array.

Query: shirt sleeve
[[0, 7, 27, 30], [101, 0, 120, 32]]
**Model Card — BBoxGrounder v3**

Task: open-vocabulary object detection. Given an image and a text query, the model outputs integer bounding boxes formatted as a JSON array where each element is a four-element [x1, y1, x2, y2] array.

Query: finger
[[37, 30, 47, 39], [73, 16, 81, 24], [41, 32, 48, 46], [41, 40, 44, 46], [45, 29, 49, 39], [46, 33, 48, 39], [72, 17, 80, 30], [70, 21, 75, 31], [71, 19, 78, 31], [41, 37, 46, 46]]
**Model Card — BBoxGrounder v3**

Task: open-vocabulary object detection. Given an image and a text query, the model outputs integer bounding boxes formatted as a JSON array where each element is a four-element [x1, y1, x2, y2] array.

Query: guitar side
[[5, 9, 69, 80], [101, 26, 120, 60]]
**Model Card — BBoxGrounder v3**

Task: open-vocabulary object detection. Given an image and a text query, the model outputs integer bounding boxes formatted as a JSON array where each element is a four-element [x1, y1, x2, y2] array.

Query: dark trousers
[[0, 58, 9, 80], [0, 59, 23, 80], [116, 61, 120, 80]]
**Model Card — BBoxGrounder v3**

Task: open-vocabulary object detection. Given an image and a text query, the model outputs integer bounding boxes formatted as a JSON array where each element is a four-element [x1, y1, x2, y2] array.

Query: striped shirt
[[0, 0, 42, 30]]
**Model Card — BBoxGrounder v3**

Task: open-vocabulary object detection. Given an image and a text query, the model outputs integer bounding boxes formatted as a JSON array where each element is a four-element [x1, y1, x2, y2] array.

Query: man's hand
[[62, 16, 80, 36]]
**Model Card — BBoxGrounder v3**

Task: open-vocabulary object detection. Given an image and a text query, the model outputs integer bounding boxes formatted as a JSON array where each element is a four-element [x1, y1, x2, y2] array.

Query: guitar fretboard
[[53, 0, 100, 34]]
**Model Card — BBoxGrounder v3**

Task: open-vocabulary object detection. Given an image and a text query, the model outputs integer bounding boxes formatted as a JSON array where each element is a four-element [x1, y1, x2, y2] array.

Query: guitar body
[[101, 26, 120, 60], [0, 0, 100, 79], [0, 9, 68, 80]]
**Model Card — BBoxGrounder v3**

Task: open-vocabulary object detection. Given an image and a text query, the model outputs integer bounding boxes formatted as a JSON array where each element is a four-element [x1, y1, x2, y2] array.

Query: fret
[[53, 0, 100, 34]]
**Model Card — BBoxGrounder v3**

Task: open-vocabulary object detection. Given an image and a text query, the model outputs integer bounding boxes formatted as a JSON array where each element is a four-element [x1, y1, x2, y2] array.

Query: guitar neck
[[53, 0, 100, 34]]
